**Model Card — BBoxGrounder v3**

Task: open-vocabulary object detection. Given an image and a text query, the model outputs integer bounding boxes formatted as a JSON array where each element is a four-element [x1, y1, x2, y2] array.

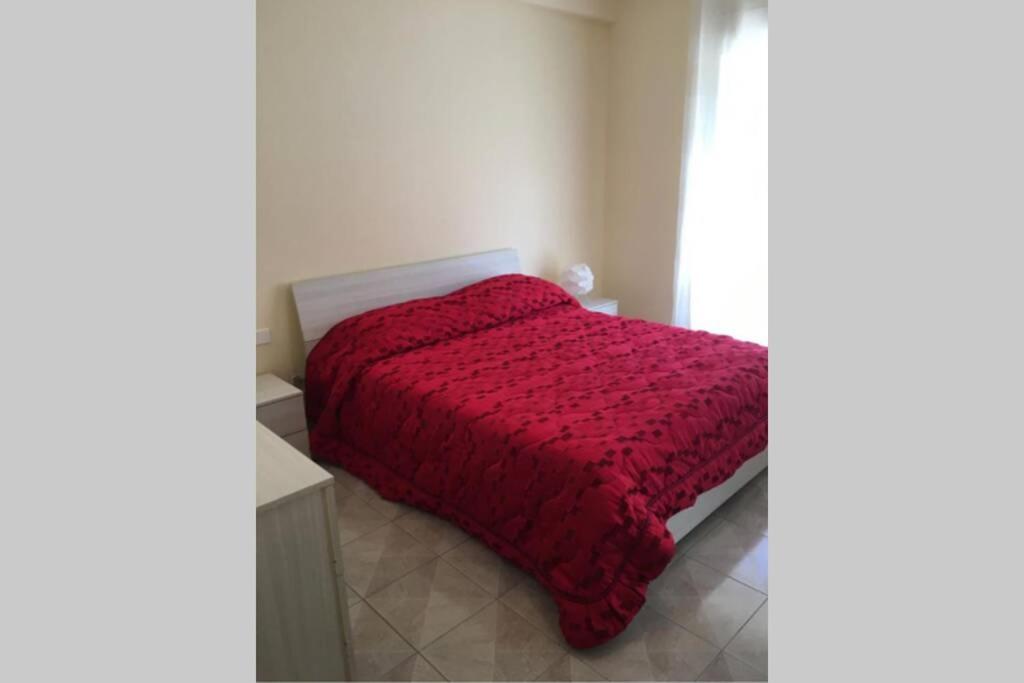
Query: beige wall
[[603, 0, 693, 324], [257, 0, 609, 379]]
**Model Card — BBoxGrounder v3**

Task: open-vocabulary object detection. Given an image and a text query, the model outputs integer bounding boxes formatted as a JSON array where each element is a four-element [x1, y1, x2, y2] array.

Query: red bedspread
[[306, 274, 767, 648]]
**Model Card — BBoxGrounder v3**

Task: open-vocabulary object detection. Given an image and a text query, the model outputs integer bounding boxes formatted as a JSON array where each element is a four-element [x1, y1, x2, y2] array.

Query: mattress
[[305, 274, 768, 648]]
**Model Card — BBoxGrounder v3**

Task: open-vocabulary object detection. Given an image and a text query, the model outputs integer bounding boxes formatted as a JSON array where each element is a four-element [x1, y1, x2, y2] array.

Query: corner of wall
[[602, 0, 693, 324]]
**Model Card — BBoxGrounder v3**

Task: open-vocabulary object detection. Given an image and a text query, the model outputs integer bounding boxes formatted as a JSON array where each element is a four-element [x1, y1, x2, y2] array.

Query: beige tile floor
[[324, 464, 768, 682]]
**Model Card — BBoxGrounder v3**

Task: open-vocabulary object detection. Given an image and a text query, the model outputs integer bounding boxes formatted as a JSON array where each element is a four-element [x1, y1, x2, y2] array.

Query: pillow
[[305, 274, 578, 423]]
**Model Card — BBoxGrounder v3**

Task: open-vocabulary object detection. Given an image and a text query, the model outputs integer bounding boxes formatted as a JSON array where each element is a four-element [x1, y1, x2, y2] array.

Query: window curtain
[[674, 0, 768, 345]]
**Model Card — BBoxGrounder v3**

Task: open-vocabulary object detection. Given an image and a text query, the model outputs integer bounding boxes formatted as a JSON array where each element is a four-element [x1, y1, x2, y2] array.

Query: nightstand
[[256, 373, 310, 456], [579, 296, 618, 315]]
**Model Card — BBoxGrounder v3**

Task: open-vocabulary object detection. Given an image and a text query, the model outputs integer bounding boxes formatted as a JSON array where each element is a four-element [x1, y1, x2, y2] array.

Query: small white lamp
[[560, 263, 595, 300]]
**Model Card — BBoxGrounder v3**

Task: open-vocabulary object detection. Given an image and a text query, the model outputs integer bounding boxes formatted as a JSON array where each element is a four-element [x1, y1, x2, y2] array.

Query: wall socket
[[256, 328, 272, 346]]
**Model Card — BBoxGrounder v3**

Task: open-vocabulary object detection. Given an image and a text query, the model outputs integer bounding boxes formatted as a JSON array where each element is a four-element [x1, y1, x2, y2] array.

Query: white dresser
[[256, 422, 353, 681]]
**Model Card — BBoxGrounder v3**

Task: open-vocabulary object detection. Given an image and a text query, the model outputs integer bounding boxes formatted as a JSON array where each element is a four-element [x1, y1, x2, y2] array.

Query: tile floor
[[324, 464, 768, 682]]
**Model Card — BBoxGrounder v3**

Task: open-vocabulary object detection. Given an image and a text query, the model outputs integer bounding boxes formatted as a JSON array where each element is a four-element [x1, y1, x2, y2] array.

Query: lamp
[[560, 263, 594, 298]]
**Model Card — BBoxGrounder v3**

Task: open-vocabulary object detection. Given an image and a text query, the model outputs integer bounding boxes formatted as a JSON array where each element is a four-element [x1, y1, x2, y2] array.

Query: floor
[[324, 464, 768, 682]]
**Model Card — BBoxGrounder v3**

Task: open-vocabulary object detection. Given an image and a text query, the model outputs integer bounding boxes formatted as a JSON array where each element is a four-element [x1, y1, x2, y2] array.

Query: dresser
[[256, 422, 353, 681], [256, 373, 309, 456]]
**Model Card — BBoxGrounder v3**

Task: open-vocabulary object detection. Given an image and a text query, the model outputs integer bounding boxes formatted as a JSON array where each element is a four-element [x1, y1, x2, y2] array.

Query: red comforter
[[306, 274, 767, 648]]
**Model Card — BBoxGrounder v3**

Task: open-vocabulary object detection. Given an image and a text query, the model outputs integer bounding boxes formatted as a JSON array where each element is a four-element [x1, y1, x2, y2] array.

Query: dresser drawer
[[257, 395, 306, 437], [283, 430, 310, 457]]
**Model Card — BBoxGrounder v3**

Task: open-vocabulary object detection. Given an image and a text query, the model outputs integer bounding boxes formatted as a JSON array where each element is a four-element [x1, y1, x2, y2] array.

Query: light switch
[[256, 328, 271, 346]]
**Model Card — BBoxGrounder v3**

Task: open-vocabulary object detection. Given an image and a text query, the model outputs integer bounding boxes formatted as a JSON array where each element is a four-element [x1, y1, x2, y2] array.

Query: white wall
[[603, 0, 693, 324], [257, 0, 609, 378]]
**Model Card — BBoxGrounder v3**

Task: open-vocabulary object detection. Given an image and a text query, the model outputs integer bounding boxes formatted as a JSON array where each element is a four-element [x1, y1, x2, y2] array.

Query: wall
[[603, 0, 693, 324], [257, 0, 609, 378]]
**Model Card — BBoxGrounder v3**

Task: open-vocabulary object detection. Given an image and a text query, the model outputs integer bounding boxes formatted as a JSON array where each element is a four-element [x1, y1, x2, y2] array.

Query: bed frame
[[291, 248, 766, 543]]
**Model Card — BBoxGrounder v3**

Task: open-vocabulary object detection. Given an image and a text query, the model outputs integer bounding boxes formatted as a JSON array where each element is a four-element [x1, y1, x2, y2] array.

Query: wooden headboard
[[291, 248, 521, 357]]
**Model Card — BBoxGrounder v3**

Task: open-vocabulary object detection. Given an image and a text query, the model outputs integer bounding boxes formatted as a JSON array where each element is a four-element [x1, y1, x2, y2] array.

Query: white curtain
[[675, 0, 768, 345]]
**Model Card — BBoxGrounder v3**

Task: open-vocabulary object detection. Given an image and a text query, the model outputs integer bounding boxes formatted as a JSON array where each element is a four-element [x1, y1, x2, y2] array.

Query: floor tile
[[365, 493, 413, 521], [443, 537, 528, 597], [336, 488, 390, 545], [323, 463, 366, 495], [535, 654, 606, 681], [499, 578, 563, 643], [344, 582, 362, 607], [724, 601, 767, 674], [342, 523, 437, 598], [716, 472, 767, 537], [699, 652, 766, 682], [573, 607, 719, 682], [367, 558, 494, 649], [325, 463, 411, 520], [688, 520, 768, 593], [646, 557, 766, 647], [377, 654, 447, 682], [422, 602, 566, 682], [394, 509, 470, 555], [348, 601, 416, 681], [676, 515, 725, 557]]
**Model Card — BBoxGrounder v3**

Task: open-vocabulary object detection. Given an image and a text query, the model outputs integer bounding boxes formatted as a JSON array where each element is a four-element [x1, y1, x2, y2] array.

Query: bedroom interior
[[256, 0, 768, 681], [9, 1, 1015, 682]]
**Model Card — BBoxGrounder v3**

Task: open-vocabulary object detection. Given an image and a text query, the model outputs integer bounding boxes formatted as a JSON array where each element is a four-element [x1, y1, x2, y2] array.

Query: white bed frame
[[291, 248, 766, 543]]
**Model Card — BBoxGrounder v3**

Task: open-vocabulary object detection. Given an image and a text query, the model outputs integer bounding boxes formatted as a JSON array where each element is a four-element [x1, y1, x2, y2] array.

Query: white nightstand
[[256, 373, 310, 456], [579, 296, 618, 316]]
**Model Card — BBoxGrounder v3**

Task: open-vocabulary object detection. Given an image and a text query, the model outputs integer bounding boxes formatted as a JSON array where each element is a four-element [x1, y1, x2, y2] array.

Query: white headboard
[[291, 248, 521, 357]]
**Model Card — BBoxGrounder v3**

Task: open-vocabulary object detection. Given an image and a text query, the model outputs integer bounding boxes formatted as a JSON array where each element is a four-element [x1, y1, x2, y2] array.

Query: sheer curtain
[[675, 0, 768, 345]]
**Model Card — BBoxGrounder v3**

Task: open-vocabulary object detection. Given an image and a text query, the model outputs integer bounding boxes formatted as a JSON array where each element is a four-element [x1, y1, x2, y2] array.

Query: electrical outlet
[[256, 328, 271, 346]]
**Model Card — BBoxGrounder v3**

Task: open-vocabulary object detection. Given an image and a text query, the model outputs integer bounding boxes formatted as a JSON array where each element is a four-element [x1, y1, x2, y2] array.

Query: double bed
[[293, 248, 767, 649]]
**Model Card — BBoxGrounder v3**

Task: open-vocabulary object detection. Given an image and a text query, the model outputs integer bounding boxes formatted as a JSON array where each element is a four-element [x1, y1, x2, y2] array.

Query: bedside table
[[256, 373, 310, 456], [578, 296, 618, 315]]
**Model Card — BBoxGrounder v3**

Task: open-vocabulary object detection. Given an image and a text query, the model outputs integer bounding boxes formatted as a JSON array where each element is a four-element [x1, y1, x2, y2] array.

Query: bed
[[293, 249, 767, 649]]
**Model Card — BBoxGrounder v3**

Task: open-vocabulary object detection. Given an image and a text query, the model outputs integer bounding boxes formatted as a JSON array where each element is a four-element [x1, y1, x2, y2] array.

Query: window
[[676, 0, 768, 345]]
